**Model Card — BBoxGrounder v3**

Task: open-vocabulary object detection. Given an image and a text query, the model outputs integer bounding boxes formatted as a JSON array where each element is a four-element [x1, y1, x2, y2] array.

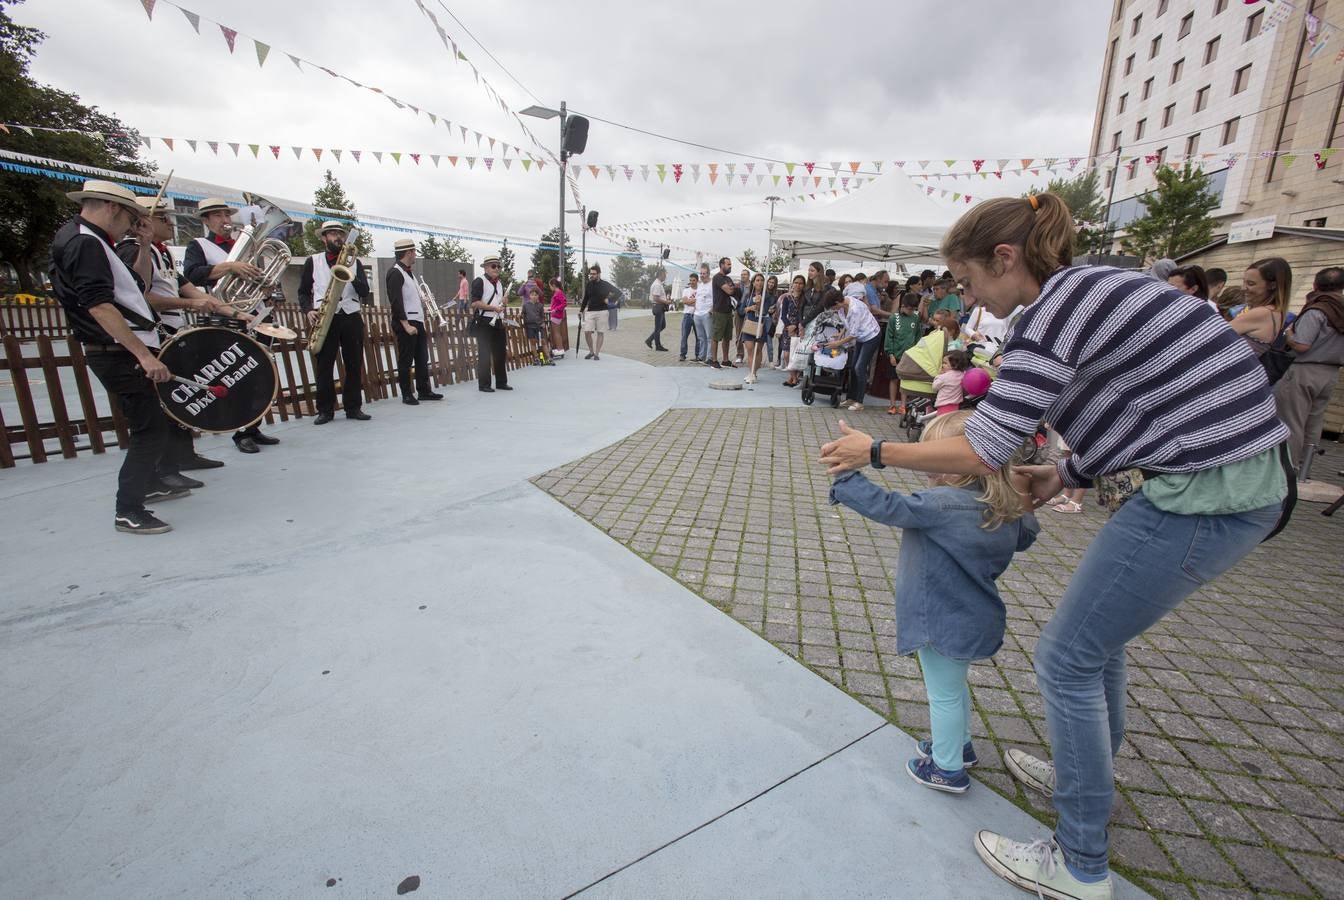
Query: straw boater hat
[[393, 238, 416, 253], [136, 195, 172, 216], [319, 220, 348, 235], [481, 254, 501, 266], [65, 180, 141, 212], [197, 197, 238, 217]]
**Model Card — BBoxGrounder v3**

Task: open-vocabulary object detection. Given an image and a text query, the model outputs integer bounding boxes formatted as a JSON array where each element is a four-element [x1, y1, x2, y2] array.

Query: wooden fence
[[0, 299, 540, 467]]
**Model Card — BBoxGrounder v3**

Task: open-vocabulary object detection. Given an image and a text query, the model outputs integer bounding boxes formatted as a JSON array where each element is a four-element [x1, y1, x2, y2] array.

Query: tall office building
[[1090, 0, 1344, 236]]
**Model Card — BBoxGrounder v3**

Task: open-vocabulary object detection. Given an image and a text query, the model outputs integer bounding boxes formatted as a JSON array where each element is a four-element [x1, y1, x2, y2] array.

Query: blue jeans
[[847, 335, 881, 403], [917, 647, 972, 772], [683, 313, 708, 360], [1037, 492, 1281, 877]]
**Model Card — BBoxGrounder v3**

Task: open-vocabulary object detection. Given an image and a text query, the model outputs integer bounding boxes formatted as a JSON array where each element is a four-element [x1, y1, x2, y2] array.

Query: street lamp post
[[521, 101, 575, 350]]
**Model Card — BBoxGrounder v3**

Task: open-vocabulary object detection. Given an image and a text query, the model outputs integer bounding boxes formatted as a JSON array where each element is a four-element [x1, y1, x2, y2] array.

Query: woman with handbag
[[820, 193, 1291, 900], [741, 273, 768, 384], [1231, 257, 1291, 360]]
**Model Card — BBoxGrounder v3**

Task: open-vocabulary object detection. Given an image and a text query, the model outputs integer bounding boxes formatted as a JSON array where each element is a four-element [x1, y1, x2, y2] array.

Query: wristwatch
[[871, 439, 886, 469]]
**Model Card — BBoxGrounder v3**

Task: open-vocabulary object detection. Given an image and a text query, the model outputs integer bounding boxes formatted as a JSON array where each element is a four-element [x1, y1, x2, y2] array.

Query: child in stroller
[[800, 306, 851, 407]]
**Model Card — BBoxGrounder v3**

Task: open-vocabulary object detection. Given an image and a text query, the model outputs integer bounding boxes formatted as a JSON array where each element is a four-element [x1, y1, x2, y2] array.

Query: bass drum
[[155, 326, 279, 434]]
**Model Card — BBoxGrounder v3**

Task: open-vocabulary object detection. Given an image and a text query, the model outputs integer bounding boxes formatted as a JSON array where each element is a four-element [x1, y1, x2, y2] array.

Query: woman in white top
[[840, 290, 882, 412]]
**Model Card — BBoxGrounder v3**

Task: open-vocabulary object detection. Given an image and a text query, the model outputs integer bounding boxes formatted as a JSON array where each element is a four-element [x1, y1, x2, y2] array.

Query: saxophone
[[308, 227, 360, 354]]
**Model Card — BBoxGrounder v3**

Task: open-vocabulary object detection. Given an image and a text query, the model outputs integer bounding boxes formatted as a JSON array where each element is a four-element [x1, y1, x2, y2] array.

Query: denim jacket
[[829, 472, 1039, 660]]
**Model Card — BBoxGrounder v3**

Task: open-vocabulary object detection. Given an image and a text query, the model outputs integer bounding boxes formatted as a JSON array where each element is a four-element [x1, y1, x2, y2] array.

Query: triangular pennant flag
[[848, 162, 861, 174], [756, 174, 765, 185], [247, 143, 259, 158], [428, 113, 437, 125], [291, 146, 302, 160], [185, 139, 197, 152], [522, 159, 532, 172], [288, 54, 302, 70], [219, 25, 238, 54], [372, 151, 383, 163], [786, 175, 795, 187], [829, 161, 841, 173], [430, 154, 439, 167], [180, 8, 200, 32], [474, 131, 483, 147], [996, 159, 1009, 171], [501, 158, 511, 170], [1044, 157, 1057, 168], [570, 165, 580, 179], [162, 137, 174, 151], [972, 160, 984, 172], [766, 163, 776, 174], [227, 142, 240, 156], [351, 150, 361, 163], [331, 149, 341, 163], [269, 145, 280, 159], [673, 164, 684, 183], [940, 190, 948, 198], [391, 152, 401, 164], [605, 165, 616, 181], [623, 165, 633, 181], [459, 125, 468, 141], [927, 187, 936, 195], [785, 163, 795, 175], [411, 153, 421, 165], [254, 40, 270, 67], [139, 0, 155, 19], [447, 155, 457, 166], [1020, 158, 1033, 169], [485, 158, 495, 171], [772, 174, 780, 186], [965, 195, 973, 204], [465, 156, 476, 169], [656, 164, 667, 183], [1282, 154, 1298, 168], [828, 177, 836, 188], [804, 162, 815, 174], [207, 141, 219, 154], [877, 161, 888, 172], [313, 148, 323, 161], [536, 160, 545, 172]]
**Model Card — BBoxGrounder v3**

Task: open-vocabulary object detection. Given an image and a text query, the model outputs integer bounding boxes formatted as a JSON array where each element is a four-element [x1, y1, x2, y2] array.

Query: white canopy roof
[[771, 174, 961, 265]]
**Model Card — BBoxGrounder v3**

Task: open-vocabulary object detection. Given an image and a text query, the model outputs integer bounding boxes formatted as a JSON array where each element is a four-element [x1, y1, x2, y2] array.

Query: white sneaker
[[744, 374, 757, 384], [1005, 748, 1056, 797], [974, 831, 1113, 900], [734, 356, 743, 364]]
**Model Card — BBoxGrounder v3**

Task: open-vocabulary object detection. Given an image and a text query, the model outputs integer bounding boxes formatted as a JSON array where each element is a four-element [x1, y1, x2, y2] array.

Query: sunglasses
[[485, 263, 500, 269]]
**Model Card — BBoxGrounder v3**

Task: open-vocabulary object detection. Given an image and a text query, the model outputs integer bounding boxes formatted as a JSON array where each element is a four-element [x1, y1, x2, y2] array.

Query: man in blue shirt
[[865, 270, 892, 322]]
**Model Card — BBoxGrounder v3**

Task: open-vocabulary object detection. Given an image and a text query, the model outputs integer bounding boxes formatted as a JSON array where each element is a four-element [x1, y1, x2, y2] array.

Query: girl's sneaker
[[1005, 748, 1056, 797], [906, 757, 970, 793], [915, 739, 979, 768]]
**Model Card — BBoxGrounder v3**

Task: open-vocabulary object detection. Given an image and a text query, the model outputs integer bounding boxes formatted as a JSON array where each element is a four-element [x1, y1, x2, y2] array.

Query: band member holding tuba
[[469, 254, 512, 393], [183, 197, 280, 454], [386, 238, 443, 405], [49, 180, 187, 534], [115, 195, 237, 478], [299, 221, 373, 424]]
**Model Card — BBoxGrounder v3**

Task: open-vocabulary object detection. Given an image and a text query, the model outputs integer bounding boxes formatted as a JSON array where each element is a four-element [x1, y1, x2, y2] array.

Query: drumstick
[[146, 169, 174, 216], [170, 375, 228, 397]]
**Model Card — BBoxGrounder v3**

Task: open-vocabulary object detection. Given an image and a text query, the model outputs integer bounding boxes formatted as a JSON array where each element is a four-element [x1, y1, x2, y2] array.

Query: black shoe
[[418, 390, 444, 401], [497, 385, 514, 391], [593, 355, 600, 361], [645, 338, 654, 348], [656, 346, 669, 351], [251, 431, 280, 446], [709, 360, 722, 369], [584, 352, 595, 360], [314, 412, 334, 425], [144, 485, 191, 503], [178, 454, 224, 471], [679, 356, 687, 362], [115, 509, 172, 535], [346, 410, 372, 421], [158, 473, 204, 490], [402, 396, 420, 405], [234, 436, 260, 453], [479, 386, 496, 393]]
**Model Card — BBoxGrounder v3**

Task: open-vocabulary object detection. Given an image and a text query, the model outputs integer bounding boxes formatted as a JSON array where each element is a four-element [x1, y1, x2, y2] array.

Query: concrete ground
[[0, 331, 1149, 899]]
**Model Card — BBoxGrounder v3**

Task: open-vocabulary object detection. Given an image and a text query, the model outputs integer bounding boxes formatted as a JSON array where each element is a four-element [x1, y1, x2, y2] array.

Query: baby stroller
[[900, 362, 994, 443], [799, 310, 850, 408]]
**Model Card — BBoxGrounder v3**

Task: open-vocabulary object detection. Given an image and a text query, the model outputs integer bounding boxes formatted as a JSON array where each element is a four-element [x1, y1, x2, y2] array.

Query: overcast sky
[[17, 0, 1111, 266]]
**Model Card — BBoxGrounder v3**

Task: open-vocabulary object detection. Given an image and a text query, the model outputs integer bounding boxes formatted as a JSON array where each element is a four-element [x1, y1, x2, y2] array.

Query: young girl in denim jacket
[[828, 410, 1038, 793]]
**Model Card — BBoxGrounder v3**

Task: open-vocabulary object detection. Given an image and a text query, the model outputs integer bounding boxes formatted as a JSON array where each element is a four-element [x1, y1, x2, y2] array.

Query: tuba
[[211, 193, 296, 316], [308, 226, 360, 354]]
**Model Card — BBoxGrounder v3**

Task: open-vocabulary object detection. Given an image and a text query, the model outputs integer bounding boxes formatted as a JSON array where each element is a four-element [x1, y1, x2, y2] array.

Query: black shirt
[[182, 231, 234, 290], [581, 277, 615, 313], [711, 272, 735, 315], [297, 255, 371, 312], [49, 216, 149, 345]]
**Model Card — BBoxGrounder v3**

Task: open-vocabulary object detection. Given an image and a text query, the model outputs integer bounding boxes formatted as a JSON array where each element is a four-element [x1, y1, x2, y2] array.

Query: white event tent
[[770, 174, 961, 267]]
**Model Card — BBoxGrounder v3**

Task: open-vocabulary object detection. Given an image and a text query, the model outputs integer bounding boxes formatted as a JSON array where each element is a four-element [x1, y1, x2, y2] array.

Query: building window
[[1215, 0, 1228, 14], [1124, 53, 1135, 75], [1127, 162, 1138, 181], [1233, 64, 1252, 95], [1112, 131, 1122, 151], [1204, 36, 1220, 64], [1157, 147, 1168, 168], [1132, 13, 1143, 36], [1163, 103, 1176, 127], [1157, 0, 1169, 16], [1195, 84, 1210, 113], [1178, 12, 1193, 39], [1304, 217, 1327, 227], [1142, 77, 1154, 100], [1150, 34, 1162, 58], [1221, 117, 1240, 145], [1171, 58, 1184, 84], [1118, 93, 1128, 113], [1135, 118, 1147, 140], [1186, 132, 1201, 157], [1106, 169, 1115, 190], [1245, 9, 1262, 41]]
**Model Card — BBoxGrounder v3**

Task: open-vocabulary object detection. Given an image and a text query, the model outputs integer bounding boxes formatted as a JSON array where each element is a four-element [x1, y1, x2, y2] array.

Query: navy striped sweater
[[964, 266, 1288, 487]]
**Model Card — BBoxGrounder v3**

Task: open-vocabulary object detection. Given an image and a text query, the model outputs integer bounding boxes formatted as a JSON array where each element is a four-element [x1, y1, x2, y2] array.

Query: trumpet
[[417, 274, 447, 327]]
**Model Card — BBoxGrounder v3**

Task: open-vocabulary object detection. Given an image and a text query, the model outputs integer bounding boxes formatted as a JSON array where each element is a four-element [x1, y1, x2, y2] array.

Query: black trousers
[[86, 351, 170, 514], [395, 319, 432, 395], [474, 322, 508, 389], [314, 311, 365, 415], [648, 305, 667, 346]]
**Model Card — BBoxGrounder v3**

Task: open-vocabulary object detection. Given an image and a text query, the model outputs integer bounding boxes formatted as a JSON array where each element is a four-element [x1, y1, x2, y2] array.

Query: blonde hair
[[921, 410, 1029, 530], [939, 192, 1075, 287]]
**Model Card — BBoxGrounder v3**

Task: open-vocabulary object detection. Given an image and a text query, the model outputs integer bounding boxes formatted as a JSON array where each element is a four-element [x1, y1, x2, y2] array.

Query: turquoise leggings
[[916, 647, 973, 772]]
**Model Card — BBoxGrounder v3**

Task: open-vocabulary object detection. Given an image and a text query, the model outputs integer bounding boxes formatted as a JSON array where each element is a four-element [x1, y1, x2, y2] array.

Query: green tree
[[610, 237, 644, 293], [417, 235, 443, 259], [438, 236, 471, 264], [738, 248, 759, 271], [497, 239, 516, 296], [529, 226, 575, 289], [1026, 169, 1107, 253], [1119, 163, 1219, 262], [0, 0, 153, 292], [290, 170, 374, 257]]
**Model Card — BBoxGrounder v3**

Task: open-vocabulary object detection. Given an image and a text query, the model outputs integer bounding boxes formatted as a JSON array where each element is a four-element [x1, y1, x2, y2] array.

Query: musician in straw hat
[[386, 237, 443, 405], [298, 220, 373, 424], [183, 197, 280, 454], [115, 195, 238, 478], [49, 180, 187, 535], [469, 253, 512, 393]]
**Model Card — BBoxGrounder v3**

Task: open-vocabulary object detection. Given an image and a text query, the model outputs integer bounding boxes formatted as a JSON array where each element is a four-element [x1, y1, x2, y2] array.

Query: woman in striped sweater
[[821, 193, 1291, 900]]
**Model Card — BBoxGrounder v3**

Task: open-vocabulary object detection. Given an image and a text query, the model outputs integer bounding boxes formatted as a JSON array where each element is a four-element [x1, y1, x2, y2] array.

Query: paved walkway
[[534, 319, 1344, 900], [0, 346, 1149, 898]]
